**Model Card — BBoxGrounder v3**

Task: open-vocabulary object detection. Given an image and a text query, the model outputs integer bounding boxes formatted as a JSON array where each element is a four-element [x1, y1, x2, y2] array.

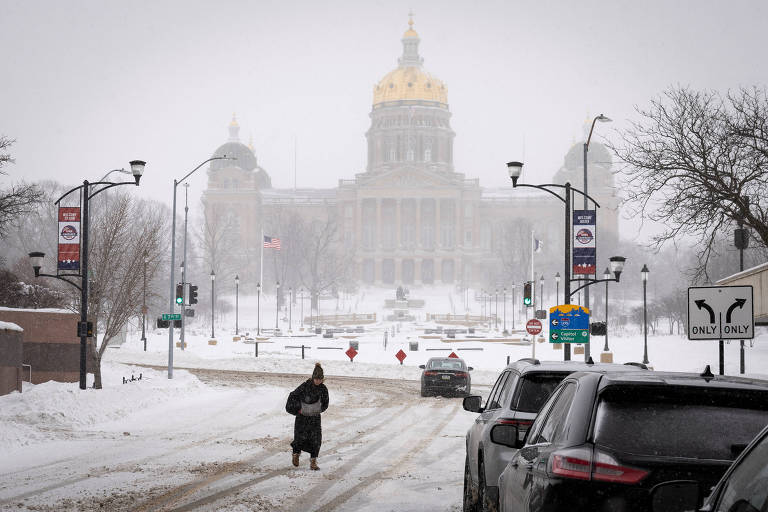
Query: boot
[[310, 458, 319, 471], [292, 453, 300, 467]]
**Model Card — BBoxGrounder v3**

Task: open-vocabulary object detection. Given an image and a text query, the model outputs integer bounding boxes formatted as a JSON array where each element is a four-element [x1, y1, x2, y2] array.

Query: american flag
[[263, 235, 281, 249]]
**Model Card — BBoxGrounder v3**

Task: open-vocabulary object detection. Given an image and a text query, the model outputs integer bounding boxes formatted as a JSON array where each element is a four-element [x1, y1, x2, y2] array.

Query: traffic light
[[189, 285, 198, 305], [176, 283, 184, 305], [523, 281, 533, 306]]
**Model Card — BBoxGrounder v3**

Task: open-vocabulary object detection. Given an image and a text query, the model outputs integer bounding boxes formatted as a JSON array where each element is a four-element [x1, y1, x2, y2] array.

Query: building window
[[362, 259, 375, 284], [424, 148, 431, 162], [382, 259, 395, 284], [401, 259, 415, 284], [442, 259, 455, 284], [421, 259, 435, 284], [406, 149, 414, 161]]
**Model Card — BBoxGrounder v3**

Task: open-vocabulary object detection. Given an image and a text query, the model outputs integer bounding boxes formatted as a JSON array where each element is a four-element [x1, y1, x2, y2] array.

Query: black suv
[[462, 358, 644, 512], [495, 368, 768, 512]]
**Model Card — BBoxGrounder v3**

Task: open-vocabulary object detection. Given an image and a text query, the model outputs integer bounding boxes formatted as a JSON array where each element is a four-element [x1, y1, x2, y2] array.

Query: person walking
[[287, 363, 329, 470]]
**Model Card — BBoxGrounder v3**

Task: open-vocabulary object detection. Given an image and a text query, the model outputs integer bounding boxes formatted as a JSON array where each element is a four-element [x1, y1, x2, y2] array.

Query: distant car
[[419, 357, 472, 397], [462, 358, 643, 512], [496, 367, 768, 512], [651, 423, 768, 512]]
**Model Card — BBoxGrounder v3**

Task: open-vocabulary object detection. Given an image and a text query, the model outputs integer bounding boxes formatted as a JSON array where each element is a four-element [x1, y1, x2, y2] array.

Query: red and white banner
[[58, 206, 81, 272]]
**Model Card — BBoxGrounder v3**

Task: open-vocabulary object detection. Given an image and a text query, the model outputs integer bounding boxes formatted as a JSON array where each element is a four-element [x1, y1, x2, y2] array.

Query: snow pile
[[0, 362, 207, 449], [0, 320, 23, 331]]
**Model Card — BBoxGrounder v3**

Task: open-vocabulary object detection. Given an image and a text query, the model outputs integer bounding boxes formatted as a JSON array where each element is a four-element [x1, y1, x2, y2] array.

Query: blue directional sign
[[549, 305, 590, 344]]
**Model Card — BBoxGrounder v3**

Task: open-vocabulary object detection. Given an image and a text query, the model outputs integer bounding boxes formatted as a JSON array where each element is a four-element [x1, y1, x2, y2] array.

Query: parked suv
[[496, 367, 768, 512], [462, 358, 643, 512]]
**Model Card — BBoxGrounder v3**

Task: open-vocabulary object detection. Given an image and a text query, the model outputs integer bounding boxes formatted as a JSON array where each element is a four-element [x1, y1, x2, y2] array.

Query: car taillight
[[591, 450, 649, 484], [497, 418, 534, 427], [549, 447, 648, 484], [455, 372, 468, 378], [424, 371, 438, 376]]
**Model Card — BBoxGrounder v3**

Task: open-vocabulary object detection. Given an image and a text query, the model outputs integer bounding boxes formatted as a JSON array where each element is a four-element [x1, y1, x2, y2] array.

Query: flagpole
[[260, 227, 264, 334]]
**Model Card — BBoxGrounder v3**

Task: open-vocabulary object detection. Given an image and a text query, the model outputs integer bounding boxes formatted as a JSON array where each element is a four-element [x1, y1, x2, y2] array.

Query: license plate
[[442, 375, 450, 380]]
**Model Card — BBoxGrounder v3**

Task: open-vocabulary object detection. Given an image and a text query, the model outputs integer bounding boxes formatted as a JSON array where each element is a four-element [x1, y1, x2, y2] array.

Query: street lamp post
[[289, 287, 293, 333], [275, 281, 281, 330], [180, 260, 186, 350], [539, 275, 544, 313], [603, 267, 611, 352], [503, 287, 507, 333], [235, 275, 240, 336], [256, 282, 261, 335], [300, 288, 305, 329], [495, 289, 499, 331], [210, 270, 215, 339], [583, 114, 612, 361], [555, 272, 561, 304], [142, 252, 148, 351], [167, 155, 234, 379], [29, 160, 146, 390], [511, 284, 516, 330], [641, 264, 649, 365]]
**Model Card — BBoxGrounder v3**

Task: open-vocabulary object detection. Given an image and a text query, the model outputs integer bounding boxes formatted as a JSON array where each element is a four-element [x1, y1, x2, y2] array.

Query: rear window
[[511, 372, 570, 413], [429, 359, 465, 370], [594, 386, 768, 460]]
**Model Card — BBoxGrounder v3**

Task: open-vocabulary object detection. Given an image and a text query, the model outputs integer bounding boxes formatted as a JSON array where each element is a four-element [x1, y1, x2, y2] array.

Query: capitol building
[[202, 18, 619, 290]]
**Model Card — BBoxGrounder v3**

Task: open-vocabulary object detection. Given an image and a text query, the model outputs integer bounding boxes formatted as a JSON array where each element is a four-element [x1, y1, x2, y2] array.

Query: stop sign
[[526, 319, 543, 335]]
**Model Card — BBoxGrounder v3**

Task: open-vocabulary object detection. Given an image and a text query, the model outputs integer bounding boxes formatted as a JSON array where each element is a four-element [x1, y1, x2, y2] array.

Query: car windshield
[[511, 372, 570, 413], [429, 360, 465, 370], [594, 386, 768, 460]]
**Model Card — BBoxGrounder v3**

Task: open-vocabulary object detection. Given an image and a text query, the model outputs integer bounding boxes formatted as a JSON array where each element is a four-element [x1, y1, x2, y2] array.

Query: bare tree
[[612, 87, 768, 281], [86, 193, 168, 388], [0, 136, 45, 238]]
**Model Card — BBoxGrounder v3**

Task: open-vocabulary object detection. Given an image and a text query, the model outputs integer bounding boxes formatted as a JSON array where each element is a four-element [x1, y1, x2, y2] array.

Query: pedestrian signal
[[175, 283, 184, 305], [189, 285, 198, 305], [523, 281, 533, 306]]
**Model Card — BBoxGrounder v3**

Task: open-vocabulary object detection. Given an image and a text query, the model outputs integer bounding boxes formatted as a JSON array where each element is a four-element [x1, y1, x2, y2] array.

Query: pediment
[[357, 167, 458, 189]]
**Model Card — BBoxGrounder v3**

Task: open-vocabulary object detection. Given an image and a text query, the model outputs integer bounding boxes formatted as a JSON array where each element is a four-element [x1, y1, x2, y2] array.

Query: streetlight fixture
[[235, 275, 240, 336], [256, 282, 261, 335], [142, 252, 148, 351], [275, 281, 281, 330], [29, 159, 146, 390], [602, 267, 611, 352], [507, 160, 602, 361], [210, 270, 216, 339], [167, 155, 234, 379], [641, 264, 650, 365]]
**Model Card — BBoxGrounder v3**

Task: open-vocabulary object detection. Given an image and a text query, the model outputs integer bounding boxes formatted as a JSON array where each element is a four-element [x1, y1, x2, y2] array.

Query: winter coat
[[289, 379, 329, 458]]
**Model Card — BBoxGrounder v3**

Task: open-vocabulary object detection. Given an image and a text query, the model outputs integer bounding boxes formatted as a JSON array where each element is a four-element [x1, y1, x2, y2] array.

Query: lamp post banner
[[57, 206, 81, 271], [573, 209, 596, 275]]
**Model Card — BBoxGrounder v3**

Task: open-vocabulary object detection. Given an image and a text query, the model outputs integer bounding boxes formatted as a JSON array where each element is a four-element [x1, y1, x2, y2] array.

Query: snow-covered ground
[[1, 286, 766, 510]]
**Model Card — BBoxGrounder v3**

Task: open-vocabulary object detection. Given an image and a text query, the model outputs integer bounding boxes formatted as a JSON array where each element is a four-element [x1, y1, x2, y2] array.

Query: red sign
[[395, 349, 407, 364], [526, 319, 543, 335], [448, 352, 459, 358], [345, 347, 357, 361]]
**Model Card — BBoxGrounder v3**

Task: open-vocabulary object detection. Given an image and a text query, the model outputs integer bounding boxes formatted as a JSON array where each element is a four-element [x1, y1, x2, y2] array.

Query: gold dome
[[373, 67, 447, 105], [373, 16, 447, 106]]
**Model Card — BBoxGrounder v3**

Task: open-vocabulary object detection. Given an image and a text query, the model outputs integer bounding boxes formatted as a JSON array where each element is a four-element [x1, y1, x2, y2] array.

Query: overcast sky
[[3, 0, 767, 239]]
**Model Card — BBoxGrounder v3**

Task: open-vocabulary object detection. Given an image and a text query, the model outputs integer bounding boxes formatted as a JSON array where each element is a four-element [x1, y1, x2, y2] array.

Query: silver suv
[[462, 358, 646, 512]]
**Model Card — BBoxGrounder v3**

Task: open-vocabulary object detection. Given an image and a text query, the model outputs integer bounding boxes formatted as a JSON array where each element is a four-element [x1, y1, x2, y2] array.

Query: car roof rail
[[624, 362, 649, 370], [517, 358, 540, 365]]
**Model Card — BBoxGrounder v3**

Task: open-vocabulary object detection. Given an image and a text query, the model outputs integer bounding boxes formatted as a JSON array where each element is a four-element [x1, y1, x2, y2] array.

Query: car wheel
[[478, 459, 494, 512], [420, 387, 428, 397], [463, 454, 478, 512]]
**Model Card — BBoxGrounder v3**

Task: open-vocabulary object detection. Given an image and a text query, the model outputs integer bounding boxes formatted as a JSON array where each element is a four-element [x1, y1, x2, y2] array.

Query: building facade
[[202, 18, 619, 289]]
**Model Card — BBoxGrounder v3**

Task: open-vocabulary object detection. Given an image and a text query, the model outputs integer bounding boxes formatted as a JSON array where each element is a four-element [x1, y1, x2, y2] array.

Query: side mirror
[[650, 481, 702, 512], [491, 424, 524, 449], [463, 395, 483, 413], [419, 364, 426, 369], [468, 367, 474, 371]]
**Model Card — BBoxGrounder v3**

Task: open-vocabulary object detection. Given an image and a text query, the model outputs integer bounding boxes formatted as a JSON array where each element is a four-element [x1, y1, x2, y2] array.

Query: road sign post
[[688, 286, 754, 375]]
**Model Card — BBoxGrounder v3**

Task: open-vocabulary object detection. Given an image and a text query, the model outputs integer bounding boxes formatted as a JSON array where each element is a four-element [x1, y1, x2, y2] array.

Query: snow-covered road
[[0, 366, 482, 511]]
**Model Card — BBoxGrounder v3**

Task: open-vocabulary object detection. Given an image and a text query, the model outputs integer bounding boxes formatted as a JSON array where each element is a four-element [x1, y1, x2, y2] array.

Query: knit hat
[[312, 362, 324, 380]]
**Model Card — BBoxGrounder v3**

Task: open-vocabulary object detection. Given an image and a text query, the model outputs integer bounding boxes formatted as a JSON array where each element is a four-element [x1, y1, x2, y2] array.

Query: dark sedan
[[419, 357, 472, 397], [496, 367, 768, 512]]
